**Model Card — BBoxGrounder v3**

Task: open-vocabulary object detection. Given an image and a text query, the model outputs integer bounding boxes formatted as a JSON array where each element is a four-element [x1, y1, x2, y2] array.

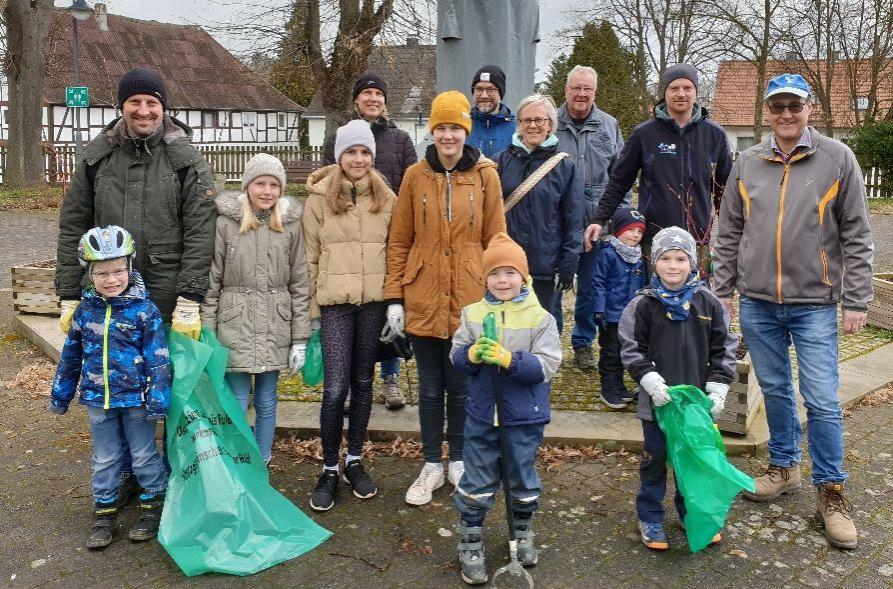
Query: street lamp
[[66, 0, 94, 161]]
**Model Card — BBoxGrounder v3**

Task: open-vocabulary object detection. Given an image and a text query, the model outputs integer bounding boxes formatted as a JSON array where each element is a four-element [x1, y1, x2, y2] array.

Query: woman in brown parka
[[200, 153, 311, 465], [383, 91, 506, 506], [304, 120, 396, 512]]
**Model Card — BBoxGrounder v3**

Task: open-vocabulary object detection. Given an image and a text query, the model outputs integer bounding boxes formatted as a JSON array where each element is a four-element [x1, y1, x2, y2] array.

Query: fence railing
[[864, 167, 890, 199], [0, 144, 323, 185]]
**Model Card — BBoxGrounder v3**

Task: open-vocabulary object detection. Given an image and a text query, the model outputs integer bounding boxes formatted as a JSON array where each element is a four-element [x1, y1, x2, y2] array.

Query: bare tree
[[3, 0, 53, 188]]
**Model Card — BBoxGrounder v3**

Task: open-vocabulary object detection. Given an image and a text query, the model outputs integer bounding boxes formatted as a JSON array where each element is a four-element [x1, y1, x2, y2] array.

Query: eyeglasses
[[519, 117, 550, 127], [91, 268, 128, 281], [568, 86, 595, 95], [766, 102, 806, 114], [473, 87, 499, 96]]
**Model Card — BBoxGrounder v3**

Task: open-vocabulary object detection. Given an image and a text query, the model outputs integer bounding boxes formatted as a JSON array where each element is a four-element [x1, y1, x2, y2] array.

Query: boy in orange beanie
[[449, 232, 561, 585]]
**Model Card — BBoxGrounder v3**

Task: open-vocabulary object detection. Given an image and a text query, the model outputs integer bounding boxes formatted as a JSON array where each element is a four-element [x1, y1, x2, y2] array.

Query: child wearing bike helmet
[[49, 225, 171, 550]]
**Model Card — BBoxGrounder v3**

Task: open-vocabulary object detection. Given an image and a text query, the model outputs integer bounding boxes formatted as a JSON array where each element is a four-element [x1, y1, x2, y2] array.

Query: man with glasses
[[467, 65, 516, 158], [554, 65, 628, 370], [713, 73, 873, 550], [588, 64, 732, 276]]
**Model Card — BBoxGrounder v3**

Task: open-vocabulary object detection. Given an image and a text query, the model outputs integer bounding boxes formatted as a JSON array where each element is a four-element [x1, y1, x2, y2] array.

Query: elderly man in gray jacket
[[713, 73, 874, 551], [555, 65, 628, 370]]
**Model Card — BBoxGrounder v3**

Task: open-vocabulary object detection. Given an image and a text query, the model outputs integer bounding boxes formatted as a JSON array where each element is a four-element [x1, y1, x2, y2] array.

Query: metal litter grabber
[[484, 313, 534, 589]]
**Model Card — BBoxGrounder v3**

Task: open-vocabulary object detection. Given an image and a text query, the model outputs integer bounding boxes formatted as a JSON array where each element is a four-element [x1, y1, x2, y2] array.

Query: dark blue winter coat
[[495, 139, 585, 281], [50, 271, 171, 418], [592, 241, 646, 323], [592, 102, 733, 243], [468, 104, 515, 158]]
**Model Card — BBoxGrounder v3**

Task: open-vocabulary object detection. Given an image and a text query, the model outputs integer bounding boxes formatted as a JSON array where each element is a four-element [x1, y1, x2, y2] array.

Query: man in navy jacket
[[467, 65, 515, 158]]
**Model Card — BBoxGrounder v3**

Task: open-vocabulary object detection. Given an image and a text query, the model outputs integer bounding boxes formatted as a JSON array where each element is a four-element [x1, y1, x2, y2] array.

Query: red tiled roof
[[43, 9, 303, 112], [712, 59, 893, 128]]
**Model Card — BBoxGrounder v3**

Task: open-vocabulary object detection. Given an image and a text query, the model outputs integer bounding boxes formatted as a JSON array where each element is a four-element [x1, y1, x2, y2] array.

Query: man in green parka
[[55, 68, 216, 337]]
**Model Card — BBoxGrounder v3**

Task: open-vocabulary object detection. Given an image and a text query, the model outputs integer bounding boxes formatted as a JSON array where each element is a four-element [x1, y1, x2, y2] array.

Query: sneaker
[[405, 462, 445, 505], [573, 346, 597, 371], [599, 372, 628, 410], [741, 464, 801, 502], [458, 522, 488, 585], [117, 472, 140, 507], [128, 493, 164, 541], [679, 520, 722, 545], [343, 461, 378, 499], [310, 471, 339, 511], [638, 520, 668, 551], [448, 460, 465, 487], [816, 483, 858, 549], [514, 522, 538, 566], [624, 385, 640, 403], [86, 501, 118, 549], [383, 375, 406, 410]]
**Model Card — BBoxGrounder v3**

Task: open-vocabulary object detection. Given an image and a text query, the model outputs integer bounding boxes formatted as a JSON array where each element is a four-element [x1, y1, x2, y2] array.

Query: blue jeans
[[637, 418, 686, 523], [86, 405, 167, 503], [454, 416, 544, 524], [226, 370, 280, 462], [380, 357, 400, 379], [739, 296, 846, 485], [569, 242, 599, 348]]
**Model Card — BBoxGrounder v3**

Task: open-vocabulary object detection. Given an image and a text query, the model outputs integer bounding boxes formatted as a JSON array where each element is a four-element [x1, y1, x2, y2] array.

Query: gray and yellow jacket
[[55, 115, 217, 320], [714, 128, 874, 310]]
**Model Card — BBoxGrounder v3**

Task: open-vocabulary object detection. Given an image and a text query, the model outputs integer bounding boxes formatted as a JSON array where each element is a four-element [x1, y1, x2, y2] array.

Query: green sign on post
[[65, 86, 89, 108]]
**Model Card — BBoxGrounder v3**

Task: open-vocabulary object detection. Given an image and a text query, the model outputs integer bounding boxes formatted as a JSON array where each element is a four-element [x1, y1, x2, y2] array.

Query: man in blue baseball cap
[[713, 72, 874, 550]]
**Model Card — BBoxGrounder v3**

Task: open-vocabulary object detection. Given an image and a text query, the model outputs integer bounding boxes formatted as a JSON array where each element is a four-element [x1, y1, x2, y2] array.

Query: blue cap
[[764, 73, 811, 100]]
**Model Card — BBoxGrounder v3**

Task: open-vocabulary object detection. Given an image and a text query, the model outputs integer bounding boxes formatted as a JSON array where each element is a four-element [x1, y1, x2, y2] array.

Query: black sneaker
[[87, 501, 118, 549], [128, 493, 165, 541], [117, 472, 141, 507], [343, 461, 378, 499], [310, 471, 339, 511]]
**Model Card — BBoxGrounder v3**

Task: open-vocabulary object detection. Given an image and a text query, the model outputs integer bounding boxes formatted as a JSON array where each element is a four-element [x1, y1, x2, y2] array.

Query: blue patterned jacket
[[49, 271, 171, 418]]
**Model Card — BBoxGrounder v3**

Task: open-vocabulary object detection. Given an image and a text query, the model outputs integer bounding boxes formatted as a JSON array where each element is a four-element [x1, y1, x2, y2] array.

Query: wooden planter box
[[868, 273, 893, 330], [11, 260, 60, 316], [716, 354, 763, 435]]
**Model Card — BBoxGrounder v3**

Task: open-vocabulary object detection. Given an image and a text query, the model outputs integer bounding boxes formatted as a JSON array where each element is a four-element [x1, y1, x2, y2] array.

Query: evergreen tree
[[268, 0, 317, 109]]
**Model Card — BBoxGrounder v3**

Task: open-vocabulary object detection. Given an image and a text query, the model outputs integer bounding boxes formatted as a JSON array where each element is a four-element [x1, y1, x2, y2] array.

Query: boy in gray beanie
[[334, 120, 376, 163]]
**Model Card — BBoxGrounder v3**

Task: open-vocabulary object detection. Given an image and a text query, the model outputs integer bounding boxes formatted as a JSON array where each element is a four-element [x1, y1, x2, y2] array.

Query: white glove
[[59, 299, 80, 333], [382, 303, 405, 340], [706, 382, 729, 419], [640, 371, 671, 407], [171, 296, 202, 339], [289, 342, 307, 376], [311, 318, 321, 332]]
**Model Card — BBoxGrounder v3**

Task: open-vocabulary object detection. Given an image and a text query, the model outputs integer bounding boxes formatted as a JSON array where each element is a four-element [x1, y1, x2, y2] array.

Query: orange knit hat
[[429, 90, 472, 134], [482, 232, 529, 282]]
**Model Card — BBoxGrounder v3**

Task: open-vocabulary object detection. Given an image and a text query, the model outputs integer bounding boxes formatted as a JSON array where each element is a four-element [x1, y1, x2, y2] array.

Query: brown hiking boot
[[573, 346, 597, 371], [816, 483, 858, 549], [382, 375, 405, 410], [741, 464, 801, 501]]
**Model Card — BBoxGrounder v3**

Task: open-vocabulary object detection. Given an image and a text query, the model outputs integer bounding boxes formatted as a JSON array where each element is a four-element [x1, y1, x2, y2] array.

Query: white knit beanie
[[334, 120, 376, 164], [242, 153, 287, 191]]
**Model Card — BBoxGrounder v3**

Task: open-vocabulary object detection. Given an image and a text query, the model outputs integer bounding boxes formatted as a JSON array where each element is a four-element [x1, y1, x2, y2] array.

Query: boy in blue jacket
[[593, 207, 647, 409], [450, 232, 562, 585], [49, 226, 171, 550]]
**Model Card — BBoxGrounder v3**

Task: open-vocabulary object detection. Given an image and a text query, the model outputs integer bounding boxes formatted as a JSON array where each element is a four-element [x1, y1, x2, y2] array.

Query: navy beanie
[[353, 73, 388, 102], [118, 68, 167, 109], [611, 207, 646, 237], [662, 64, 699, 93], [471, 65, 507, 99]]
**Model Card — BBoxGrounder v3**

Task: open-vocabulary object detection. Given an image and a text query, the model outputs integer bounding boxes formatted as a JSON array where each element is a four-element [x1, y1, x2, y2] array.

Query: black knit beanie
[[118, 68, 167, 108], [353, 73, 388, 102], [471, 65, 506, 99]]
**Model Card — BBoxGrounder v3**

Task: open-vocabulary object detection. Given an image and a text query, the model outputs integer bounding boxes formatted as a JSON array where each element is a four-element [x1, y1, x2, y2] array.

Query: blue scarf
[[650, 271, 701, 321], [485, 285, 530, 305]]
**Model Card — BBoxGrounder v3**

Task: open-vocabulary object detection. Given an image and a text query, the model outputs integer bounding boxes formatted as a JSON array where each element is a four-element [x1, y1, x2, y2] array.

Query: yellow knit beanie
[[429, 90, 472, 134]]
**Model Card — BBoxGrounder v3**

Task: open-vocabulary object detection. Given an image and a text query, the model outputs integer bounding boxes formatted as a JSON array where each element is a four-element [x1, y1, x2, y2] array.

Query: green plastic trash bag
[[301, 328, 324, 386], [159, 327, 332, 576], [654, 385, 756, 553]]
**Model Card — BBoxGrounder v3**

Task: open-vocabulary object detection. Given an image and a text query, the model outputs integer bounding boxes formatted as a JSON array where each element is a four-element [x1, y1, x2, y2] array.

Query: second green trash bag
[[158, 328, 332, 576], [301, 328, 324, 386], [654, 385, 756, 553]]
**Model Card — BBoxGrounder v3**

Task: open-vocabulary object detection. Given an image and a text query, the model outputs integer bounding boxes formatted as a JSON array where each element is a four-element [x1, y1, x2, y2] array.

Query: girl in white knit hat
[[304, 119, 396, 511], [200, 153, 312, 465]]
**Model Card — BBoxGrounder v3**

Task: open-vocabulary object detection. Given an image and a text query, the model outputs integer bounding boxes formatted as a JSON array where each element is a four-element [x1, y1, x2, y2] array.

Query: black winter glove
[[556, 269, 575, 292], [595, 314, 608, 330]]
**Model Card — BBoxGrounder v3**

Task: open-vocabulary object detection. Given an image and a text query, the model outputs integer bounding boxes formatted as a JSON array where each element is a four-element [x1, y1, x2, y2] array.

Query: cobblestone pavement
[[0, 212, 59, 288]]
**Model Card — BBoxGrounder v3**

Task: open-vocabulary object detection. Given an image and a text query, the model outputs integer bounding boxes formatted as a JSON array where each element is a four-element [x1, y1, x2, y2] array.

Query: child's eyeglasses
[[766, 102, 806, 114], [91, 268, 128, 281]]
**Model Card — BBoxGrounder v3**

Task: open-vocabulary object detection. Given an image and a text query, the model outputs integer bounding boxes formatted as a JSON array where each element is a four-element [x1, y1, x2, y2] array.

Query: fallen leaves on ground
[[844, 385, 893, 416], [4, 359, 55, 398]]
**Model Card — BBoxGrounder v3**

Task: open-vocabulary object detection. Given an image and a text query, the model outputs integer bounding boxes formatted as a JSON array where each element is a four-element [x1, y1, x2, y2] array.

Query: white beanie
[[242, 153, 287, 191], [334, 120, 376, 164]]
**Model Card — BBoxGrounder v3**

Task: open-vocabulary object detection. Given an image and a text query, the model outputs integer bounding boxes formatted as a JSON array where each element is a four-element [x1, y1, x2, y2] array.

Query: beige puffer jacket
[[200, 192, 311, 373], [303, 165, 395, 318]]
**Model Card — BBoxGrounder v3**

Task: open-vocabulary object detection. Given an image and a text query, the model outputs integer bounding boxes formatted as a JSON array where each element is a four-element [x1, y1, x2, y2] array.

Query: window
[[278, 113, 287, 128], [853, 96, 869, 111], [243, 112, 256, 127], [202, 110, 216, 128], [736, 136, 756, 152]]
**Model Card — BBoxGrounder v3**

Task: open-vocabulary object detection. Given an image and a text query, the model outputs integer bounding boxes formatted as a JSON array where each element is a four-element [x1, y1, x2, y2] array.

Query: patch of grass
[[868, 198, 893, 215], [0, 185, 63, 211]]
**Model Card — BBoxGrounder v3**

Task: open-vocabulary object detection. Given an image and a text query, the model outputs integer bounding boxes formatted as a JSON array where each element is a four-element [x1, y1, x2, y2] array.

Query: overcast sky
[[53, 0, 579, 82]]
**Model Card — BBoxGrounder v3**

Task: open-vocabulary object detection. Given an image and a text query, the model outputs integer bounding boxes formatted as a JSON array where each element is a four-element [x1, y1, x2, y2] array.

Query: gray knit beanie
[[650, 226, 697, 267], [334, 120, 376, 164], [662, 63, 699, 94], [241, 153, 287, 191]]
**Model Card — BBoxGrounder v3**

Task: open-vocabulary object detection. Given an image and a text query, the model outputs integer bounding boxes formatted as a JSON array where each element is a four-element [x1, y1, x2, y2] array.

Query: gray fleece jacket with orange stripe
[[713, 127, 874, 311]]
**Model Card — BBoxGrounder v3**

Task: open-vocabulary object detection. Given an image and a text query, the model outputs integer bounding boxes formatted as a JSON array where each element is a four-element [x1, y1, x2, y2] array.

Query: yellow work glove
[[59, 299, 80, 334], [481, 341, 512, 369], [468, 336, 498, 363], [171, 296, 202, 340]]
